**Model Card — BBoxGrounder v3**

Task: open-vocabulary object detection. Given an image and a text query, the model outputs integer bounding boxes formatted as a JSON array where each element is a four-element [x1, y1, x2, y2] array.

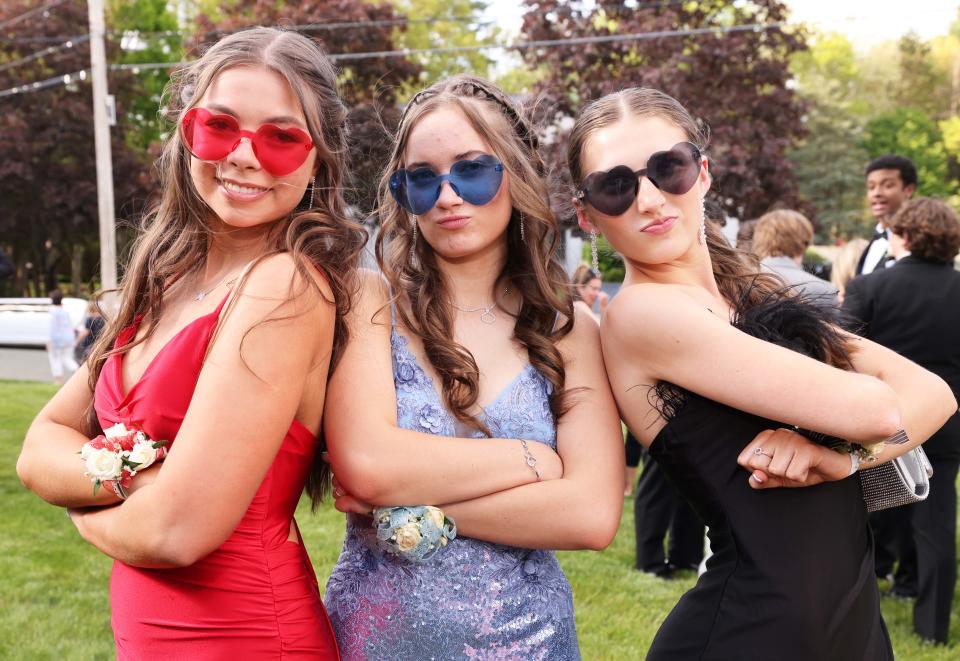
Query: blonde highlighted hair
[[753, 209, 814, 260]]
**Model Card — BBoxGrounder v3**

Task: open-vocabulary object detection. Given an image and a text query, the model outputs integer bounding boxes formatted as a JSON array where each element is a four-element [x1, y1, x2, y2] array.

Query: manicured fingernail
[[752, 470, 765, 483]]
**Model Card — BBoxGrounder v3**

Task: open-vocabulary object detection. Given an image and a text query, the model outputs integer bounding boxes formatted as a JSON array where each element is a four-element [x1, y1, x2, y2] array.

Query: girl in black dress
[[566, 88, 958, 660]]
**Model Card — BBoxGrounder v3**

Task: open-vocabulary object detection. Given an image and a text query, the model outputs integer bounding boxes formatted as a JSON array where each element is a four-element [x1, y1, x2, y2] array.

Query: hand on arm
[[737, 428, 853, 489], [324, 270, 562, 507], [337, 307, 624, 551], [66, 255, 334, 568]]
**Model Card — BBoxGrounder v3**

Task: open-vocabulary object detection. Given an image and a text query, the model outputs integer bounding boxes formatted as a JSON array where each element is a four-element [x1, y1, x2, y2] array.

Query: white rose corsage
[[80, 422, 168, 499], [373, 505, 457, 563]]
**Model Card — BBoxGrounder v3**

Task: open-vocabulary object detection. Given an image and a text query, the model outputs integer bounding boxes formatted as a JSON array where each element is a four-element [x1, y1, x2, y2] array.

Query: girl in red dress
[[17, 27, 364, 659]]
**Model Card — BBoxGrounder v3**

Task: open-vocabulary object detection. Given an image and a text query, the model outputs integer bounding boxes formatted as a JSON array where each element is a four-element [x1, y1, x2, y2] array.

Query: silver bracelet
[[885, 429, 910, 445], [519, 439, 541, 481]]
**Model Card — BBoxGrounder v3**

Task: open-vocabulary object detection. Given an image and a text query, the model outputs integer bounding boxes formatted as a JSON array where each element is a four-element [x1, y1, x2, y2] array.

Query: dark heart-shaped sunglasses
[[576, 142, 702, 216]]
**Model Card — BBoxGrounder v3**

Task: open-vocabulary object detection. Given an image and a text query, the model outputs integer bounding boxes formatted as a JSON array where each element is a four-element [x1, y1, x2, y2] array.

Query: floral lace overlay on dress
[[324, 323, 580, 661]]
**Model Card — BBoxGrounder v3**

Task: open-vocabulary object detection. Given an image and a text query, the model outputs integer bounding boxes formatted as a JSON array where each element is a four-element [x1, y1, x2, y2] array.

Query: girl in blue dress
[[322, 75, 626, 660]]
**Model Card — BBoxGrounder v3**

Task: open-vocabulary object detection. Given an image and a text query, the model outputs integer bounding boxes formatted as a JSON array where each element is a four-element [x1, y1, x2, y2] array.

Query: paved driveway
[[0, 347, 55, 382]]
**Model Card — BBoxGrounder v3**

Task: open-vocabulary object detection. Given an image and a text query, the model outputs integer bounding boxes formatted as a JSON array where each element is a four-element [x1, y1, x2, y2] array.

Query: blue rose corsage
[[373, 505, 457, 563]]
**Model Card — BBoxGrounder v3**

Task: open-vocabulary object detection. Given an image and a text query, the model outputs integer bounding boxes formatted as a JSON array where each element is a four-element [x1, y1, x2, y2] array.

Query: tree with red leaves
[[191, 0, 422, 214], [521, 0, 808, 224], [0, 0, 153, 295]]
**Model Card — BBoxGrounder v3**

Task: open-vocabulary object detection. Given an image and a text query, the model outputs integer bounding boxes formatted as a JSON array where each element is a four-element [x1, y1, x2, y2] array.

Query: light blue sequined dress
[[324, 320, 580, 661]]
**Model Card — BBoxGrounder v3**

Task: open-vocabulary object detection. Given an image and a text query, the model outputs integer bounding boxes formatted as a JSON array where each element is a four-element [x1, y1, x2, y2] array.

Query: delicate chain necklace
[[194, 272, 240, 302], [451, 288, 509, 325]]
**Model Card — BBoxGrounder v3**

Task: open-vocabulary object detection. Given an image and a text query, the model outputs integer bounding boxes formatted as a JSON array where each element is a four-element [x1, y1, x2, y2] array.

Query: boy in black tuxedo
[[857, 155, 917, 275], [844, 198, 960, 644]]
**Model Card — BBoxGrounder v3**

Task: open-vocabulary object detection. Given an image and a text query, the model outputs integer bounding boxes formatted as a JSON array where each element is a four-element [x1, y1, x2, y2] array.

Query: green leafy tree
[[895, 33, 950, 119], [862, 107, 956, 199], [789, 32, 871, 239], [108, 0, 184, 152], [391, 0, 495, 93]]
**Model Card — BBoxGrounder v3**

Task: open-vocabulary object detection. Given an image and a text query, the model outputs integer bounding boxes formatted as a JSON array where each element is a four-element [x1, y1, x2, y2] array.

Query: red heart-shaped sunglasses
[[180, 107, 314, 177]]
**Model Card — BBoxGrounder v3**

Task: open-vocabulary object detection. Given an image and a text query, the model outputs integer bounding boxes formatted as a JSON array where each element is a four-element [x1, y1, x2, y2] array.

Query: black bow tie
[[872, 229, 886, 241]]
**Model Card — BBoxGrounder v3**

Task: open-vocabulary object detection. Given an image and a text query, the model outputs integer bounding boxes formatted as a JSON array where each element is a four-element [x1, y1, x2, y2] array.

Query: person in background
[[46, 289, 78, 385], [852, 156, 921, 594], [843, 197, 960, 645], [830, 237, 869, 305], [624, 431, 641, 496], [571, 262, 608, 321], [75, 299, 106, 362], [752, 209, 838, 309], [858, 155, 917, 275], [632, 433, 705, 577]]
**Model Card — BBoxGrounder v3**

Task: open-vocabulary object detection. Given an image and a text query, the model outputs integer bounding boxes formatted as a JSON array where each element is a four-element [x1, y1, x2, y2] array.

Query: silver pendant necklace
[[452, 288, 509, 325], [194, 273, 239, 302]]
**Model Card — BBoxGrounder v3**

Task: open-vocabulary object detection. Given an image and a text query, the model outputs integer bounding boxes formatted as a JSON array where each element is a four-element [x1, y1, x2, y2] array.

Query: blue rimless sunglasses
[[389, 154, 505, 215]]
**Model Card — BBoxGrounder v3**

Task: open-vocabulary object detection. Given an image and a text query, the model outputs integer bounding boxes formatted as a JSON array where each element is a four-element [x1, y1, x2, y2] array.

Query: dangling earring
[[519, 212, 526, 244], [590, 229, 600, 273], [308, 176, 316, 209], [698, 196, 707, 245], [409, 215, 418, 261]]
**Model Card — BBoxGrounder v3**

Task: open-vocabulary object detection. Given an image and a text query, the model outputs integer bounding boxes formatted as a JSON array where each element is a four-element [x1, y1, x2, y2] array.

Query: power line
[[332, 22, 785, 61], [0, 20, 787, 99], [0, 0, 66, 31], [0, 13, 494, 46], [0, 33, 89, 73]]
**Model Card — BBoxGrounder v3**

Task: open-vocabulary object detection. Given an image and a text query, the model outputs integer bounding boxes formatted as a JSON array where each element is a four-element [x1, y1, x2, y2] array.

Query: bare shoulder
[[603, 283, 706, 344], [240, 252, 333, 303]]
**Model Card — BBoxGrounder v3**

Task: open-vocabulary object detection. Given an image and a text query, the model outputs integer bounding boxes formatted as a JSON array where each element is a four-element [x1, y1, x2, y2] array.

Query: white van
[[0, 297, 88, 347]]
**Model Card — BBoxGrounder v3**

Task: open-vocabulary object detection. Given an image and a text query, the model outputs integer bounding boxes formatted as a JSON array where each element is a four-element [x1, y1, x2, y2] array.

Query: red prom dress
[[93, 293, 339, 659]]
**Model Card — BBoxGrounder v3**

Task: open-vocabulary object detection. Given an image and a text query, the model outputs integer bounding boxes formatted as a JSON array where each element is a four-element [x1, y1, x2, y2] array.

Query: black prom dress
[[645, 297, 895, 661]]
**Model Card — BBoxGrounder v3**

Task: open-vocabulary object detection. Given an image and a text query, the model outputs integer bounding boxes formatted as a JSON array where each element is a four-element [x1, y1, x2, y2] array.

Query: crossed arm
[[17, 255, 334, 567], [601, 284, 957, 488], [325, 271, 624, 550]]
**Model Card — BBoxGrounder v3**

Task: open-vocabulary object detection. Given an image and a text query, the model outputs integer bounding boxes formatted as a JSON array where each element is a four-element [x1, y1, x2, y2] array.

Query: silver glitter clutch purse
[[859, 447, 933, 513]]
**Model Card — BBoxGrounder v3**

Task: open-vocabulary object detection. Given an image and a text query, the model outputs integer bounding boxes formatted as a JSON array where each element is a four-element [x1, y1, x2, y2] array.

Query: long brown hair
[[375, 75, 575, 432], [567, 88, 852, 369], [84, 28, 367, 503]]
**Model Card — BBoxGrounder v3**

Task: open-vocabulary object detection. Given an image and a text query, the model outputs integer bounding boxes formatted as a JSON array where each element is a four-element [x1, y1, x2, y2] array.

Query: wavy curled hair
[[83, 27, 367, 504], [567, 87, 853, 369], [375, 75, 575, 432]]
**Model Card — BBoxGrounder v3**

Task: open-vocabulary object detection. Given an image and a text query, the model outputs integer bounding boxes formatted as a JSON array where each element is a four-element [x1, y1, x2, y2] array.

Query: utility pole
[[87, 0, 117, 291]]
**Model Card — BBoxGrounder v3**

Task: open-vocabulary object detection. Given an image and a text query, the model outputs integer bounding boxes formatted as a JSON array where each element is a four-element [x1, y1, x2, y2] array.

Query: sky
[[484, 1, 960, 45]]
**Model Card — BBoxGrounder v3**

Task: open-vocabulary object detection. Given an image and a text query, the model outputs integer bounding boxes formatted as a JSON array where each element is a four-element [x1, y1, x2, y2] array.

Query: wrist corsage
[[80, 422, 168, 499], [373, 505, 457, 563]]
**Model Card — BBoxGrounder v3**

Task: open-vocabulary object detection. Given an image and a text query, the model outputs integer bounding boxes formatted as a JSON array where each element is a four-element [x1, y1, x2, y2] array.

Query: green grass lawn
[[2, 380, 958, 659]]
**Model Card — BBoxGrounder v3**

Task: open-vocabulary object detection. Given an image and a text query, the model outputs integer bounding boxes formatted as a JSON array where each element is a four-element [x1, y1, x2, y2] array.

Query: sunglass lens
[[182, 108, 240, 162], [649, 143, 700, 195], [253, 125, 313, 176], [405, 168, 443, 215], [450, 155, 503, 207], [589, 166, 638, 216]]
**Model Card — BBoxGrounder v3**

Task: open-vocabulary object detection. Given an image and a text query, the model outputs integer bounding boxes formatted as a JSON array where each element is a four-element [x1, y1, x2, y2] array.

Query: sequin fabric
[[324, 322, 580, 661]]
